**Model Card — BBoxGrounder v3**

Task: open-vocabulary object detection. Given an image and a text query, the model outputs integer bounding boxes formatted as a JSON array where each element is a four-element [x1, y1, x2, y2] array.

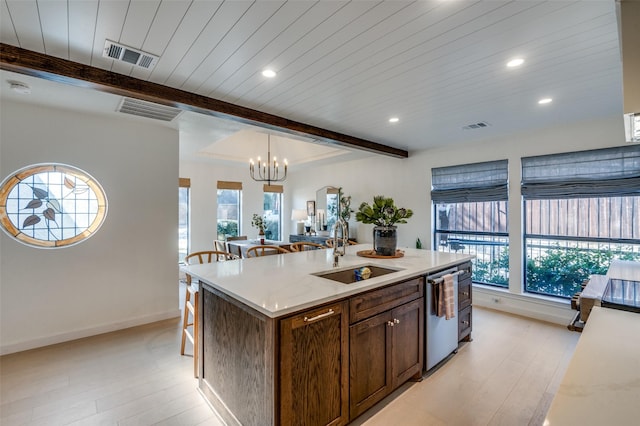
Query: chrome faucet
[[332, 188, 348, 266]]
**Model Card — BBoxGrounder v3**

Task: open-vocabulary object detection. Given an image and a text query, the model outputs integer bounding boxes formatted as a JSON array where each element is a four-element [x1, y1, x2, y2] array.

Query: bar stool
[[181, 250, 234, 377]]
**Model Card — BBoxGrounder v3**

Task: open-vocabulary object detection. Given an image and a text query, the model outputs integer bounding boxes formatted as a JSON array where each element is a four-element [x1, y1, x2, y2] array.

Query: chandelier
[[249, 134, 287, 184]]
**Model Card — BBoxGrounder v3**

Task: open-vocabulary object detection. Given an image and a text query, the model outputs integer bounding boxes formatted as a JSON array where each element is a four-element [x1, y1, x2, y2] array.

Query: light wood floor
[[1, 285, 579, 426]]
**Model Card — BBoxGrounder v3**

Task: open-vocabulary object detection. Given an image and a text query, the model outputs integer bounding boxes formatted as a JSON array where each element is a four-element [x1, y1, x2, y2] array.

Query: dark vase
[[373, 226, 397, 256]]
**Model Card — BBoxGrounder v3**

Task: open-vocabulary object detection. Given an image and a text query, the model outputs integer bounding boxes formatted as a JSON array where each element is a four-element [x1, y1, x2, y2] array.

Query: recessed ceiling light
[[262, 69, 276, 78], [506, 58, 524, 68], [538, 98, 553, 105], [389, 117, 399, 123]]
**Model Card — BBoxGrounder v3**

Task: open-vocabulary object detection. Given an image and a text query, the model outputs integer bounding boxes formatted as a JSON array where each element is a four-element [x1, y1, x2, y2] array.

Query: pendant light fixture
[[249, 134, 287, 185]]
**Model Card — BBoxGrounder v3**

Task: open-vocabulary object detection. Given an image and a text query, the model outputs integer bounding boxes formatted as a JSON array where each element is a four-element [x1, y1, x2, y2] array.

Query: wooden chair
[[225, 235, 248, 258], [245, 245, 290, 258], [289, 241, 326, 252], [213, 239, 227, 253], [181, 250, 236, 377], [325, 239, 357, 248]]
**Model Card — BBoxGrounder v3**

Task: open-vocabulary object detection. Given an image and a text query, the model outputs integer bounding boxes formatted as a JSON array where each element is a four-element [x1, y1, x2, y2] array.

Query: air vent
[[117, 98, 182, 122], [103, 40, 158, 69], [462, 121, 491, 130]]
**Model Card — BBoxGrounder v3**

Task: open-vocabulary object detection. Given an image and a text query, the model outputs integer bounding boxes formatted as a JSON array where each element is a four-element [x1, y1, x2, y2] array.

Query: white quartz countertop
[[183, 245, 473, 318], [544, 306, 640, 425]]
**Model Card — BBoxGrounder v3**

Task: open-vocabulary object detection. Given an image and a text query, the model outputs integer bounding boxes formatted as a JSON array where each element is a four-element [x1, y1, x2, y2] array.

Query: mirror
[[315, 186, 339, 234]]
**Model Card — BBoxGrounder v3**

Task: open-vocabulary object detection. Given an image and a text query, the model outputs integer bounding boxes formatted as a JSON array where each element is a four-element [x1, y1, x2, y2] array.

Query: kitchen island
[[184, 245, 473, 426]]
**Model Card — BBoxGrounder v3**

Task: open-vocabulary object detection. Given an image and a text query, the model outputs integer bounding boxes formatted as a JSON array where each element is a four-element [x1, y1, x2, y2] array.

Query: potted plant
[[355, 196, 413, 256], [251, 213, 266, 243]]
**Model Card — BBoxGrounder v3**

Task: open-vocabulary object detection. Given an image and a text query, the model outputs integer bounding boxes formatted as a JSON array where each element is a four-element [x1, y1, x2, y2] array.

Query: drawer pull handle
[[462, 291, 470, 296], [393, 318, 400, 324], [462, 320, 470, 325], [304, 309, 335, 322], [387, 321, 395, 327]]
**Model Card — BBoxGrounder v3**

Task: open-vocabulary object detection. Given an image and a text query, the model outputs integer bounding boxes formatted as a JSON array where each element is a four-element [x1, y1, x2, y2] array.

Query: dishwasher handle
[[427, 266, 458, 280]]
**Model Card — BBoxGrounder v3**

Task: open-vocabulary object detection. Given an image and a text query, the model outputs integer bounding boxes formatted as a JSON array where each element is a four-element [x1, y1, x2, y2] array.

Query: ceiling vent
[[103, 40, 158, 69], [462, 121, 491, 130], [117, 98, 182, 122]]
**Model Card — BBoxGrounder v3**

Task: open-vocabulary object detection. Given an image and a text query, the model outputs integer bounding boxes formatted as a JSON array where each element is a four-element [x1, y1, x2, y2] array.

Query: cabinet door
[[458, 305, 472, 342], [349, 310, 393, 419], [390, 298, 424, 389], [280, 301, 349, 426]]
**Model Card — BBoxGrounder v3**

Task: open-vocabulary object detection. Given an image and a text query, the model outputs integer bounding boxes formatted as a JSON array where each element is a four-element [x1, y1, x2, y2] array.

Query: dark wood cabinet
[[458, 305, 472, 342], [280, 301, 349, 426], [390, 299, 424, 388], [349, 278, 424, 420], [457, 261, 473, 342], [349, 310, 392, 418]]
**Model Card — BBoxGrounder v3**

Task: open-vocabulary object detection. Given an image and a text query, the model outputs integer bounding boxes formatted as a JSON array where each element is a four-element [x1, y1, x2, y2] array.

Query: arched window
[[0, 163, 107, 248]]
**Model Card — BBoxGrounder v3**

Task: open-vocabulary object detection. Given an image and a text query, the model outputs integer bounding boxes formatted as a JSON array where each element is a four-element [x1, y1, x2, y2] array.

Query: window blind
[[217, 181, 242, 190], [263, 184, 283, 193], [521, 146, 640, 199], [431, 160, 508, 203]]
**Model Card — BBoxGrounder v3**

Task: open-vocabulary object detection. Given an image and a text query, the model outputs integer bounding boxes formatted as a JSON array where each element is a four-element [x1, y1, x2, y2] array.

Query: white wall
[[0, 101, 180, 355]]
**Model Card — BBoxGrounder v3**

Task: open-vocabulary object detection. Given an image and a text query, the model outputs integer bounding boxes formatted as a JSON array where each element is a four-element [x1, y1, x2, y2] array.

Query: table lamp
[[291, 209, 307, 234]]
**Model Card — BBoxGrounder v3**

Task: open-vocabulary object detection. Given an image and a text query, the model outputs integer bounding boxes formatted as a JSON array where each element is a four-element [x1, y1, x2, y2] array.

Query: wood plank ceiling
[[0, 0, 623, 157]]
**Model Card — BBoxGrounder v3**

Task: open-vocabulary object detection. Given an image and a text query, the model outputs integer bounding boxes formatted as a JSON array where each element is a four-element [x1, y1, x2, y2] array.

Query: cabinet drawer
[[458, 278, 472, 310], [458, 305, 472, 342], [458, 261, 472, 282], [350, 277, 424, 324]]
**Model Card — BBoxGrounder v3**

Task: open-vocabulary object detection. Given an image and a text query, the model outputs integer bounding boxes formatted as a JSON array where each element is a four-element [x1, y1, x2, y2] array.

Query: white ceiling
[[0, 0, 625, 165]]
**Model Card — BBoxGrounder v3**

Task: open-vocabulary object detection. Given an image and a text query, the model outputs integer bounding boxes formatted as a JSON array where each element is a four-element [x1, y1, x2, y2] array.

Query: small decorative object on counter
[[356, 196, 413, 256], [354, 267, 372, 281], [251, 213, 266, 241]]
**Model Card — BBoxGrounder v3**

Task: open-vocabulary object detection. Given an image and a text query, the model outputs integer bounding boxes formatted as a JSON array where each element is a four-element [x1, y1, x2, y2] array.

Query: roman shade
[[263, 184, 283, 193], [217, 181, 242, 190], [431, 160, 508, 203], [521, 146, 640, 199]]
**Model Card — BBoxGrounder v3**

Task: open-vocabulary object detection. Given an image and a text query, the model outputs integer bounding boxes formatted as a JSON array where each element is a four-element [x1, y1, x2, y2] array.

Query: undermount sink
[[313, 265, 402, 284]]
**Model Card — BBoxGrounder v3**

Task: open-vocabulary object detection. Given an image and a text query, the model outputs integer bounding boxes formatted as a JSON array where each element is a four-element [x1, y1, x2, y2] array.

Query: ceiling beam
[[0, 43, 408, 159]]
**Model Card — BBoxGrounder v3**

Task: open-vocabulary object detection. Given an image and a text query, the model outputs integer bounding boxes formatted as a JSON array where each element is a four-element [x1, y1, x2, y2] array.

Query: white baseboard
[[0, 309, 181, 356], [473, 285, 574, 326]]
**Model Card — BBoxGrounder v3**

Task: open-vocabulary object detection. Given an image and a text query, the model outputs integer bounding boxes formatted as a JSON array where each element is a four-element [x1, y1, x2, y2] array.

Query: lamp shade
[[291, 209, 308, 221]]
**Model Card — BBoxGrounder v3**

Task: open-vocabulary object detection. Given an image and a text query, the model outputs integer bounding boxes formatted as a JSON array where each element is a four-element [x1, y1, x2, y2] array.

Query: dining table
[[226, 239, 291, 258]]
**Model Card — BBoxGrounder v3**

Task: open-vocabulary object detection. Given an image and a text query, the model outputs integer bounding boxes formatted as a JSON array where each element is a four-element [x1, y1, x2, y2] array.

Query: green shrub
[[217, 220, 238, 239]]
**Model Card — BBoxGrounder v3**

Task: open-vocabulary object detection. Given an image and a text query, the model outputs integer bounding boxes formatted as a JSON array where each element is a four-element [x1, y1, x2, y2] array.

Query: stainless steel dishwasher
[[425, 266, 461, 371]]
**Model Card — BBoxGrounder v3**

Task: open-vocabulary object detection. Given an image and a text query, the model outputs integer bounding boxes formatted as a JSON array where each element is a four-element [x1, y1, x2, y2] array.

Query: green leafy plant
[[340, 193, 353, 221], [217, 220, 238, 239], [251, 213, 266, 234], [355, 195, 413, 227], [469, 244, 640, 297]]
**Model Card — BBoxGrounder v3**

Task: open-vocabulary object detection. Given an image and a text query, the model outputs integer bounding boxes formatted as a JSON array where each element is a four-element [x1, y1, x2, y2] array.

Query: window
[[432, 160, 509, 287], [522, 146, 640, 298], [263, 185, 283, 241], [0, 163, 107, 248], [217, 181, 242, 240], [178, 178, 190, 263]]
